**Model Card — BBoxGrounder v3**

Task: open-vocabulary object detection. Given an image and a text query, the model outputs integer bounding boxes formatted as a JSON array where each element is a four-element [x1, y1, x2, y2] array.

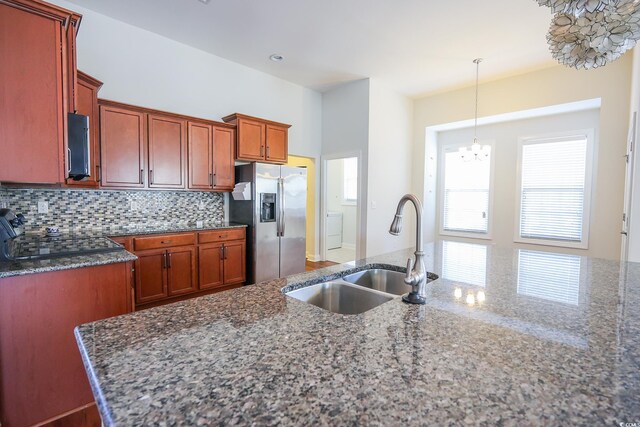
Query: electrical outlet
[[371, 201, 377, 210], [130, 201, 139, 211], [196, 220, 204, 228], [37, 201, 49, 214], [199, 201, 206, 209], [0, 199, 7, 209]]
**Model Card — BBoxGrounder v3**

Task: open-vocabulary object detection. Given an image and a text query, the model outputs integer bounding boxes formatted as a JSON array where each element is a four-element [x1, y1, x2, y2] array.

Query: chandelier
[[537, 0, 640, 69], [459, 58, 491, 161]]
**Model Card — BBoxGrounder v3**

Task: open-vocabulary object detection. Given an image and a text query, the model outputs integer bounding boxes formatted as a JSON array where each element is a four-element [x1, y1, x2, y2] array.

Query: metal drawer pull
[[167, 252, 172, 268], [161, 240, 172, 244]]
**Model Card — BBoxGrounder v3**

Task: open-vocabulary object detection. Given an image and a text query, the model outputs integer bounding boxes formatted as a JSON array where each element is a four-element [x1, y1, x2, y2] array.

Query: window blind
[[519, 138, 587, 242], [442, 150, 491, 233], [517, 250, 580, 305]]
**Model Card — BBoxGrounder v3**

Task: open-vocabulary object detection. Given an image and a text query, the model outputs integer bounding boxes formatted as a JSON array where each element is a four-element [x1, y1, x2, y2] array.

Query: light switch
[[371, 201, 377, 210], [130, 201, 139, 211]]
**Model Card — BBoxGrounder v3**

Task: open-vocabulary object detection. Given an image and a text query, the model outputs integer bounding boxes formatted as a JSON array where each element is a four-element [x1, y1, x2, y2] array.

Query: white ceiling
[[66, 0, 558, 97]]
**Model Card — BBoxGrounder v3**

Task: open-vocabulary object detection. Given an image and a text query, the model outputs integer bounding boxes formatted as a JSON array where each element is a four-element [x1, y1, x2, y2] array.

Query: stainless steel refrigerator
[[229, 163, 307, 284]]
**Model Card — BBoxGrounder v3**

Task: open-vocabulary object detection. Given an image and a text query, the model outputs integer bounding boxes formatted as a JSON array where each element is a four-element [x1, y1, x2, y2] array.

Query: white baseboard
[[306, 252, 322, 262], [341, 243, 356, 251]]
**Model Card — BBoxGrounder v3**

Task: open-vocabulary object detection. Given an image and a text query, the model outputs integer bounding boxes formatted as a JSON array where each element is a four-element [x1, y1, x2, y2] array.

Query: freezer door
[[279, 165, 307, 277], [254, 163, 281, 283]]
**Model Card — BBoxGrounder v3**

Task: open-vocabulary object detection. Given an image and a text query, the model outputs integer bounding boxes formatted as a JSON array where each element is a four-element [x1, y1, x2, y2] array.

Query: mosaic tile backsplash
[[0, 188, 225, 233]]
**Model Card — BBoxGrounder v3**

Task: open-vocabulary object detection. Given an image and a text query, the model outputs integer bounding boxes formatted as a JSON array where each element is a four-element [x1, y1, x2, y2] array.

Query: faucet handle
[[405, 257, 413, 280]]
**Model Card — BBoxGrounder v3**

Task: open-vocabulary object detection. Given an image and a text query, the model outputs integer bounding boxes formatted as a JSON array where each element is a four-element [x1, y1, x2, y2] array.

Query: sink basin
[[285, 281, 394, 315], [342, 269, 411, 296]]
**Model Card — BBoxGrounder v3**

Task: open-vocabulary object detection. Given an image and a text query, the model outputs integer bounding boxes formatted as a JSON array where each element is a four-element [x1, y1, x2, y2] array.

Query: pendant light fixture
[[459, 58, 491, 161], [536, 0, 640, 70]]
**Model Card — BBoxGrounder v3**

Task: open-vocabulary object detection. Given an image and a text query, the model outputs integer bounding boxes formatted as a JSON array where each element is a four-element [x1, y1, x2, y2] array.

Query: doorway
[[286, 155, 317, 263], [323, 156, 359, 263]]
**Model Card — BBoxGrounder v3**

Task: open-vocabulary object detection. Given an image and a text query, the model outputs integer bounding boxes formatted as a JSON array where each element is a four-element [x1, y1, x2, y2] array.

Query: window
[[516, 131, 593, 248], [439, 142, 493, 237], [342, 157, 358, 202]]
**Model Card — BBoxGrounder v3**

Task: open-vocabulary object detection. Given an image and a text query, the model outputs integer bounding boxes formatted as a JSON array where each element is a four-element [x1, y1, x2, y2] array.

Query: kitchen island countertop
[[75, 240, 640, 426]]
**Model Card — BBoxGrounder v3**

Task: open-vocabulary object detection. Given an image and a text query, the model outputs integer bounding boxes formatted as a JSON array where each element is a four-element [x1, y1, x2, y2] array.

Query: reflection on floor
[[326, 247, 356, 264], [305, 260, 338, 271]]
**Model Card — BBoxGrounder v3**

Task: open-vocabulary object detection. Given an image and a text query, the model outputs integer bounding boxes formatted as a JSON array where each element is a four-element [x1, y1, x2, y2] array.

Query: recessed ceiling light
[[269, 54, 284, 62], [197, 0, 210, 4]]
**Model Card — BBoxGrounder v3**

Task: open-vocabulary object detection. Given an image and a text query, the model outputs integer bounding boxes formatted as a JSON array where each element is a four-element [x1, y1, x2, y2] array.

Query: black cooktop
[[2, 235, 124, 261]]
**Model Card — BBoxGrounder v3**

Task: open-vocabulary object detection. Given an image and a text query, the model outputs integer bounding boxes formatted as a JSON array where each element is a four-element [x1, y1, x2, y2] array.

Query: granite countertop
[[0, 223, 247, 279], [75, 240, 640, 426]]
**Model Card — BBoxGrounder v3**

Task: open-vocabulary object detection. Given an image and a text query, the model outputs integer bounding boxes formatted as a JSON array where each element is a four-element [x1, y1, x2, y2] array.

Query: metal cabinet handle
[[149, 169, 154, 185], [223, 245, 227, 260], [219, 245, 224, 260], [163, 252, 167, 269], [67, 148, 72, 174], [96, 165, 101, 183], [260, 145, 264, 157], [266, 146, 270, 158], [140, 169, 144, 184], [161, 240, 172, 244], [209, 173, 213, 187], [167, 252, 172, 268]]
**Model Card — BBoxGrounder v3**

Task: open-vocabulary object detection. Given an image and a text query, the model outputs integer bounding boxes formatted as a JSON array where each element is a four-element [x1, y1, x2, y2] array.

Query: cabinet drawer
[[133, 233, 196, 251], [198, 228, 245, 244]]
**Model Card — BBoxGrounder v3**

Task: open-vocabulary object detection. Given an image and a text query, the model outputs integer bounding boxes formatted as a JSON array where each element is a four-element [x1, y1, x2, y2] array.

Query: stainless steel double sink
[[285, 269, 419, 315]]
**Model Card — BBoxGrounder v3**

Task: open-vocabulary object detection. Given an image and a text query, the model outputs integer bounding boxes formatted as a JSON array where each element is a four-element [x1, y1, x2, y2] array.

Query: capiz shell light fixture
[[459, 58, 491, 162], [538, 0, 640, 69]]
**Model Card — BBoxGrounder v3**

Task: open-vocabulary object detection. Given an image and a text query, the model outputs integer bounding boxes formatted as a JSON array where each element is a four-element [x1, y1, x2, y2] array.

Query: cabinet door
[[67, 72, 102, 188], [148, 114, 186, 189], [213, 127, 235, 191], [237, 119, 265, 161], [0, 3, 65, 184], [134, 249, 168, 304], [188, 122, 213, 190], [100, 105, 146, 188], [223, 240, 246, 285], [265, 124, 288, 163], [198, 243, 225, 290], [167, 247, 197, 296]]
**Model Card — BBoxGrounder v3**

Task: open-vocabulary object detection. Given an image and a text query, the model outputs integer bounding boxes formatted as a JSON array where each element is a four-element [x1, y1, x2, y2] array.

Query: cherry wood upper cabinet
[[265, 124, 288, 163], [223, 113, 291, 164], [0, 0, 81, 184], [66, 71, 103, 188], [213, 126, 235, 191], [99, 103, 146, 188], [188, 122, 214, 190], [148, 114, 187, 189], [187, 121, 235, 192]]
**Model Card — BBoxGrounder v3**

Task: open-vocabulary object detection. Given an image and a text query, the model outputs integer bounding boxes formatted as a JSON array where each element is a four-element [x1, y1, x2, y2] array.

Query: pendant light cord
[[473, 58, 482, 143]]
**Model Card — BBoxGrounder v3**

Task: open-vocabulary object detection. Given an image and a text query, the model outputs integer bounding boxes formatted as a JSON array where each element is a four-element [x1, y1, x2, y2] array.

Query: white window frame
[[514, 129, 595, 249], [438, 140, 496, 240]]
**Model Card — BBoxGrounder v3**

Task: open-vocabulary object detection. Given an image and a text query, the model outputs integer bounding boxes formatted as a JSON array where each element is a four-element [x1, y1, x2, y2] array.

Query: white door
[[621, 112, 637, 262]]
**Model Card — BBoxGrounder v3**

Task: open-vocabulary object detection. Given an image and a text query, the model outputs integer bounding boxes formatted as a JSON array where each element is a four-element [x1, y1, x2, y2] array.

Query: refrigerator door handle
[[280, 178, 286, 237], [276, 177, 284, 237]]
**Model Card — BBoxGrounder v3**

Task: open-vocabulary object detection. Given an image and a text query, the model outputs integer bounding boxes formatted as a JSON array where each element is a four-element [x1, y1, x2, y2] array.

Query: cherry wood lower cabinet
[[0, 262, 134, 427], [199, 239, 246, 290], [121, 229, 246, 309]]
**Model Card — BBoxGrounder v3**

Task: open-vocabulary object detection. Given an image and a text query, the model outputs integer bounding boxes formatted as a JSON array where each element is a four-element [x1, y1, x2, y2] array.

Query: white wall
[[627, 46, 640, 262], [321, 79, 370, 258], [413, 55, 632, 260], [437, 109, 601, 256], [366, 79, 415, 257]]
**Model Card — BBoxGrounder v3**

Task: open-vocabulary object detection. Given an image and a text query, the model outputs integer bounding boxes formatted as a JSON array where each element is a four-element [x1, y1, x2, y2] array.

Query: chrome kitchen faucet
[[389, 194, 427, 304]]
